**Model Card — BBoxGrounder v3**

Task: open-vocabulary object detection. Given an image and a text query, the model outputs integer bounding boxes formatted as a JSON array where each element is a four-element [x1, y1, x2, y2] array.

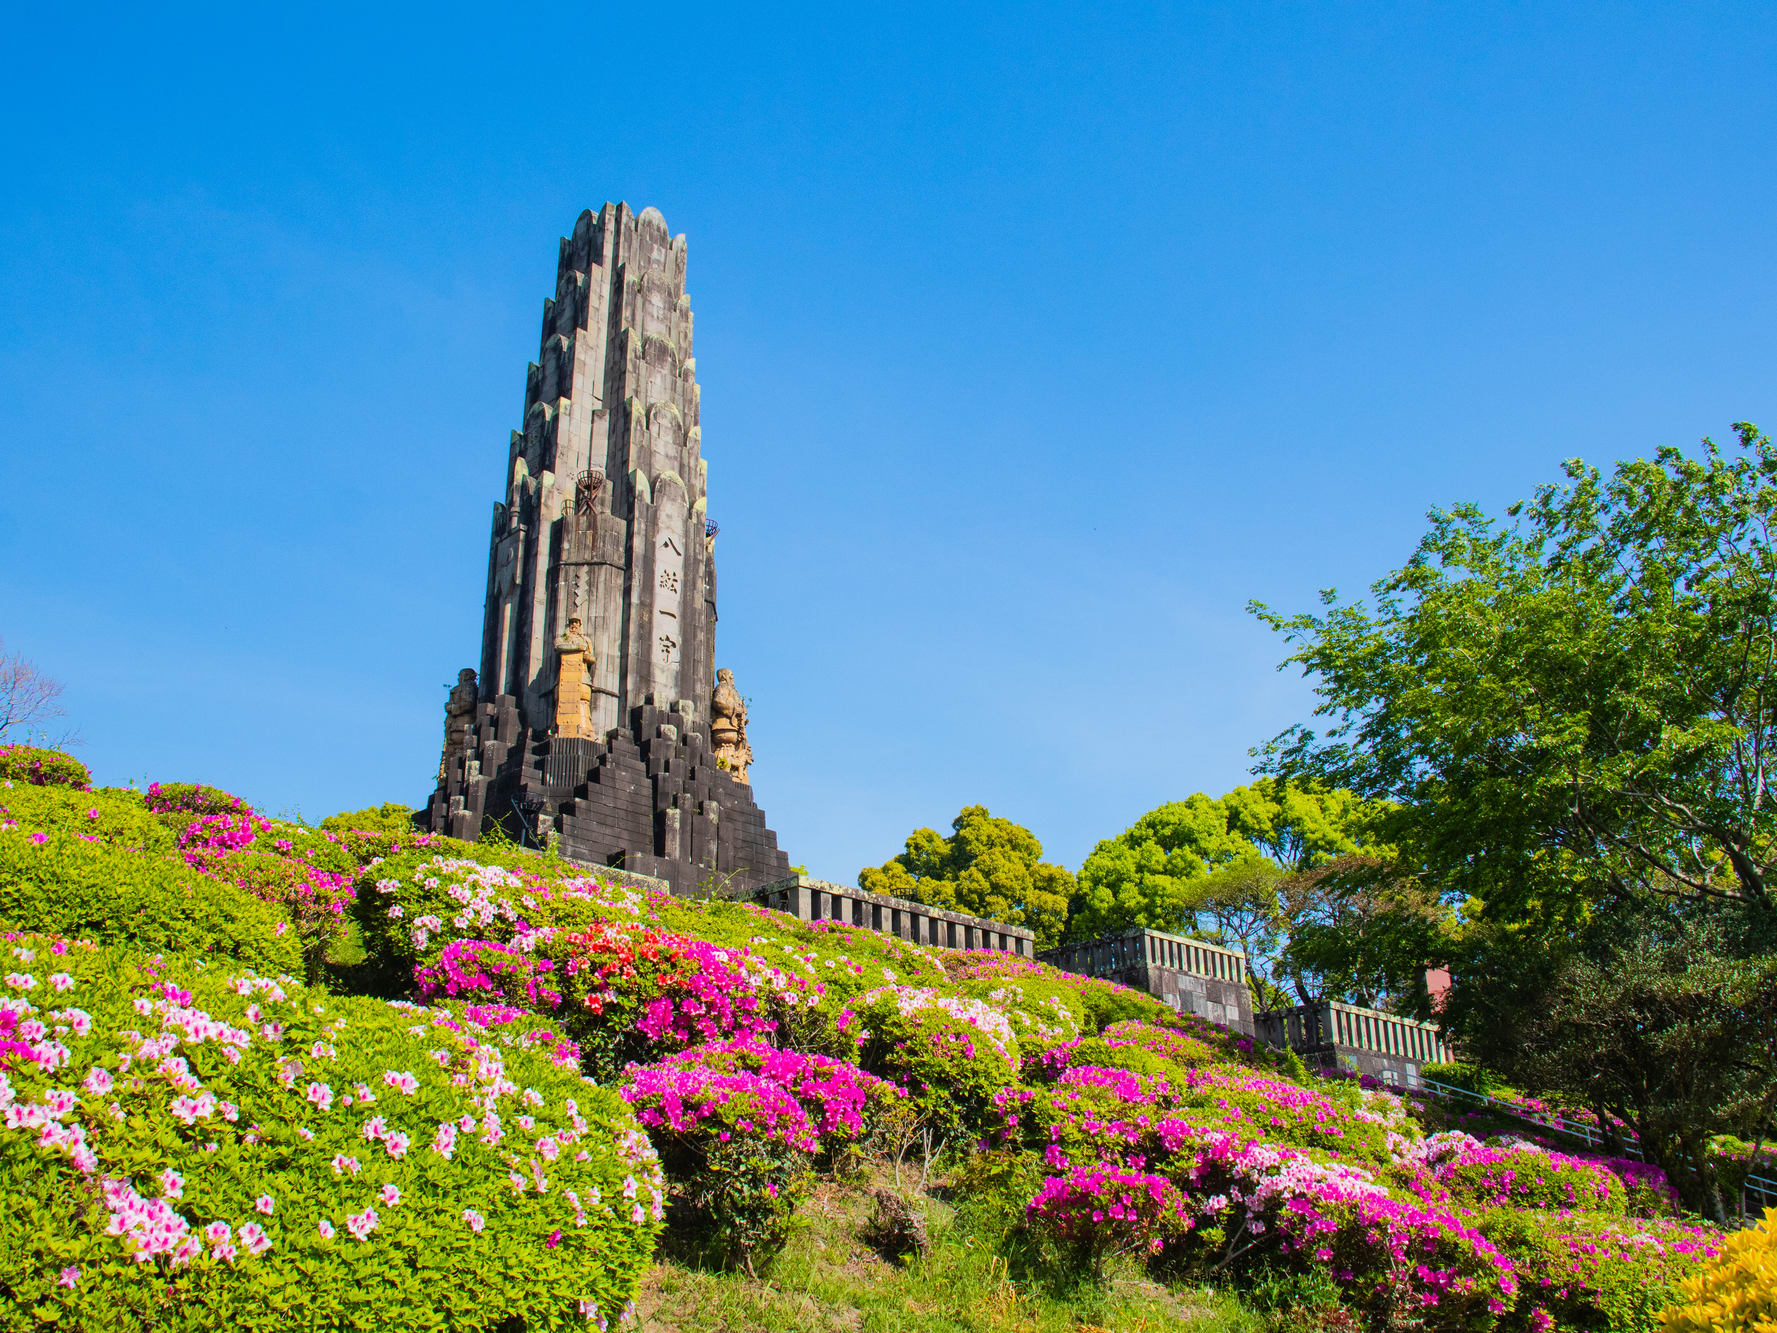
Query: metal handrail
[[1417, 1077, 1777, 1214]]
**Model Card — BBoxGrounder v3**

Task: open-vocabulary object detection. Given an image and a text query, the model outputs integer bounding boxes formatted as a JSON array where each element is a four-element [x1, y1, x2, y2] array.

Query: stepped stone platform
[[756, 875, 1035, 955], [1040, 928, 1256, 1035], [1257, 1000, 1449, 1088], [426, 690, 789, 899]]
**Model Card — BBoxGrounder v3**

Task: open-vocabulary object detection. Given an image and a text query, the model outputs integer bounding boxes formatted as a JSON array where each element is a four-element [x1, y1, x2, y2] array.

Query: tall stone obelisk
[[426, 204, 790, 895]]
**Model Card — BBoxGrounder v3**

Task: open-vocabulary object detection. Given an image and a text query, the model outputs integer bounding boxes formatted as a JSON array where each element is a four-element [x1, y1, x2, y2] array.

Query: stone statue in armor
[[439, 668, 478, 781], [553, 617, 596, 739], [710, 667, 753, 783]]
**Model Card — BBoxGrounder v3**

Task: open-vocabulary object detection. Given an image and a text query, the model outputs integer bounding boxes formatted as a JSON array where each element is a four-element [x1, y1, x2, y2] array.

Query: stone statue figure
[[553, 616, 595, 739], [709, 666, 753, 783], [439, 668, 479, 781]]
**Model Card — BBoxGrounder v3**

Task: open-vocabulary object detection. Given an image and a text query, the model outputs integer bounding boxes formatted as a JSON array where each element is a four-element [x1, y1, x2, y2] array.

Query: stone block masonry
[[426, 690, 790, 899], [422, 202, 792, 899], [757, 876, 1036, 956], [420, 201, 1032, 967], [1257, 1001, 1450, 1089], [1041, 928, 1256, 1035]]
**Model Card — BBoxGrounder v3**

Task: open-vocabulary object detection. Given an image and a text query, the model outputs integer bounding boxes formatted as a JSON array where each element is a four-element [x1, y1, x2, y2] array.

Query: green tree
[[1492, 901, 1777, 1220], [1276, 854, 1452, 1010], [858, 805, 1072, 948], [1253, 423, 1777, 924], [1069, 780, 1378, 1008], [1177, 855, 1287, 1009], [1068, 794, 1250, 943], [1252, 423, 1777, 1207]]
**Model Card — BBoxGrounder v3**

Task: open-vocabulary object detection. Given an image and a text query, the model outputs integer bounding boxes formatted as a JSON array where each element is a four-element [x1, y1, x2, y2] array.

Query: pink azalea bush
[[0, 935, 660, 1331], [562, 921, 817, 1074], [1004, 1051, 1395, 1170], [1027, 1119, 1518, 1329], [0, 746, 90, 789], [1025, 1165, 1194, 1274], [353, 853, 643, 979], [644, 1037, 902, 1147], [1476, 1206, 1723, 1332], [140, 790, 367, 983], [836, 985, 1021, 1133], [1402, 1133, 1627, 1212], [1394, 1130, 1685, 1219], [620, 1038, 895, 1270], [417, 938, 563, 1010]]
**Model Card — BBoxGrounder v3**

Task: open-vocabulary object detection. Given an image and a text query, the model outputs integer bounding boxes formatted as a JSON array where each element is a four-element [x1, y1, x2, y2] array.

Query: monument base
[[425, 692, 791, 898]]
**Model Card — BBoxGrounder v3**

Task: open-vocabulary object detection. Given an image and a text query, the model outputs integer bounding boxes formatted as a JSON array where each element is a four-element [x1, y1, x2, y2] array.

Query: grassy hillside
[[0, 748, 1749, 1331]]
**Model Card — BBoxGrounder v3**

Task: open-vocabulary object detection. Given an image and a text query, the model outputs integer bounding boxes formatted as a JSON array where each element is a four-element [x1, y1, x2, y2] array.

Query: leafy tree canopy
[[1277, 855, 1452, 1012], [1468, 898, 1777, 1221], [1253, 423, 1777, 926], [1254, 424, 1777, 1203], [1069, 780, 1372, 941], [1067, 781, 1385, 1007], [858, 805, 1073, 948]]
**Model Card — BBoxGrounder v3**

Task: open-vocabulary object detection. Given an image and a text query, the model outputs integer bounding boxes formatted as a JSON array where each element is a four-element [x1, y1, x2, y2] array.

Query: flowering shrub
[[1026, 1016, 1293, 1089], [143, 782, 252, 820], [350, 852, 645, 1011], [622, 1057, 818, 1153], [953, 974, 1084, 1051], [1140, 1128, 1517, 1330], [1479, 1207, 1723, 1333], [176, 810, 272, 866], [0, 936, 661, 1331], [1419, 1136, 1626, 1213], [1025, 1166, 1193, 1274], [995, 1089, 1518, 1328], [562, 922, 817, 1075], [1019, 1051, 1396, 1170], [620, 1048, 816, 1271], [1282, 1193, 1519, 1332], [837, 985, 1020, 1134], [1608, 1157, 1682, 1217], [1100, 1018, 1224, 1065], [0, 746, 89, 789], [418, 938, 563, 1010], [0, 822, 298, 973], [944, 954, 1087, 1051], [649, 1038, 900, 1149], [1659, 1207, 1777, 1333]]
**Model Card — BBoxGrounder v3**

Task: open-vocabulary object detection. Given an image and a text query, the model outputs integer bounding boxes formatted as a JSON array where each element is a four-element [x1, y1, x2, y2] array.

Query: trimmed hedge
[[320, 803, 418, 838], [0, 937, 661, 1331], [1480, 1207, 1723, 1333], [0, 747, 88, 789], [0, 785, 175, 854], [0, 825, 299, 974]]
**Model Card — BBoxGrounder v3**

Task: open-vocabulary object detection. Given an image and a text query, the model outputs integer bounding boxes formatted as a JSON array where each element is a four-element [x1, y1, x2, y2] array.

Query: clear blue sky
[[3, 3, 1774, 882]]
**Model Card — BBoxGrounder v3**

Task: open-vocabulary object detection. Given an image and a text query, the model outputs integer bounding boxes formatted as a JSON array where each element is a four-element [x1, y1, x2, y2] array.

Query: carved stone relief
[[553, 617, 595, 739], [710, 667, 753, 783]]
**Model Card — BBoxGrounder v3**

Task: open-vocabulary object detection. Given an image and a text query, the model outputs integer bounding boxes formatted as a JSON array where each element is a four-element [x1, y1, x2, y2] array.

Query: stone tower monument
[[424, 203, 791, 895]]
